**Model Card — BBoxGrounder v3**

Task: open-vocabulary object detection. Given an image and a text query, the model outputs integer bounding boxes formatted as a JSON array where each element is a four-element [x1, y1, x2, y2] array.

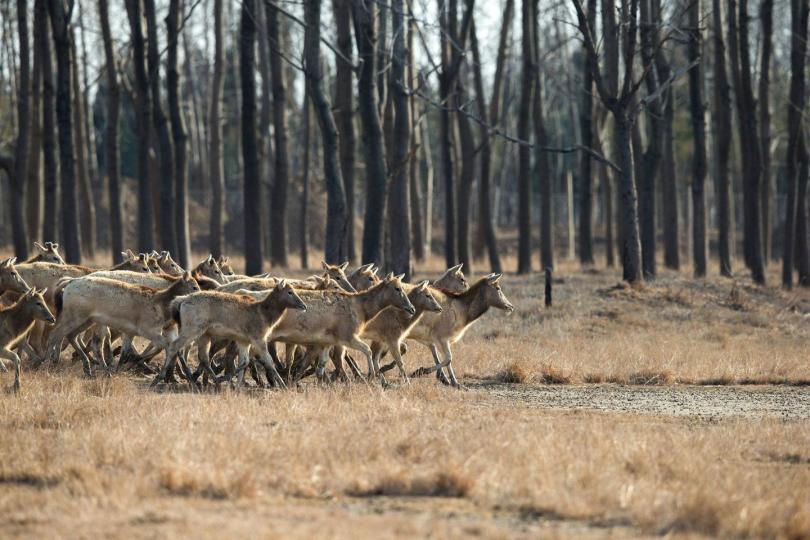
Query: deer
[[152, 251, 184, 276], [360, 280, 442, 384], [192, 254, 227, 284], [404, 273, 514, 388], [158, 280, 308, 389], [112, 250, 153, 273], [0, 288, 55, 392], [25, 242, 65, 264], [267, 273, 415, 386], [44, 273, 201, 377], [348, 263, 380, 292], [0, 258, 32, 297]]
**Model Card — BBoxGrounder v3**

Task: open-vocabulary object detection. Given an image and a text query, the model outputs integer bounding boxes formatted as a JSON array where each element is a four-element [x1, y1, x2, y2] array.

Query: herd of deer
[[0, 241, 515, 393]]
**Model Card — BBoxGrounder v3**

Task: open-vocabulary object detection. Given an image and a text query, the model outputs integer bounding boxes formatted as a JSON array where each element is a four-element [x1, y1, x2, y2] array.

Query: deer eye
[[395, 287, 401, 292]]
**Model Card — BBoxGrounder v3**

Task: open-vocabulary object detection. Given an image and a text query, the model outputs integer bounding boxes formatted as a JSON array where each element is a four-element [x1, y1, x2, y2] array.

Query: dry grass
[[1, 257, 810, 537]]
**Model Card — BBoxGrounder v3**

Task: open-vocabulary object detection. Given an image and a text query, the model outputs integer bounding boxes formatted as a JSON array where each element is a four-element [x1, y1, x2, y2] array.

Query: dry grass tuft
[[626, 370, 675, 386], [353, 468, 475, 498], [159, 467, 259, 500], [495, 361, 530, 384], [660, 287, 693, 307], [722, 283, 754, 311], [537, 363, 572, 384]]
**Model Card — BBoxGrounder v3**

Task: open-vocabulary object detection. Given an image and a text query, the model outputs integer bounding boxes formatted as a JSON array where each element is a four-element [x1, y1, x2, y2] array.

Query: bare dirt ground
[[2, 260, 810, 538]]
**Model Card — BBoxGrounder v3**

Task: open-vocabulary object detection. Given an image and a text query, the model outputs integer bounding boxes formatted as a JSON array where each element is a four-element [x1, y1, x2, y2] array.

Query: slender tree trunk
[[615, 110, 642, 283], [48, 0, 81, 262], [208, 0, 225, 258], [168, 0, 191, 268], [407, 18, 424, 263], [126, 0, 155, 252], [305, 0, 348, 263], [240, 0, 263, 274], [10, 0, 31, 258], [78, 3, 97, 202], [579, 0, 597, 265], [300, 94, 311, 269], [387, 0, 411, 278], [455, 69, 475, 273], [145, 0, 177, 255], [470, 19, 503, 273], [517, 0, 533, 274], [70, 27, 95, 258], [713, 0, 733, 277], [334, 0, 355, 263], [759, 0, 773, 261], [532, 0, 553, 270], [267, 2, 290, 267], [420, 110, 434, 257], [353, 0, 387, 265], [98, 0, 123, 264], [27, 0, 44, 242], [439, 0, 456, 266], [688, 0, 707, 277], [40, 0, 57, 244]]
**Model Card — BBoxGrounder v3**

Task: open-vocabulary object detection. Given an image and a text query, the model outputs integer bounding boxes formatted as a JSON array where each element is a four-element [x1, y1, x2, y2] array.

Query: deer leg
[[389, 340, 409, 384], [314, 347, 331, 383], [152, 330, 197, 388], [194, 337, 219, 387], [0, 347, 23, 393], [233, 344, 252, 388], [349, 337, 385, 387], [253, 340, 286, 389], [18, 338, 41, 365], [70, 332, 95, 378], [439, 341, 465, 389]]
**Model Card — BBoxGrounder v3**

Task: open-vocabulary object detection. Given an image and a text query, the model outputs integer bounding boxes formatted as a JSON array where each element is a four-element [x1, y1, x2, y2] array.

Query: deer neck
[[354, 286, 389, 322], [2, 302, 35, 336], [258, 302, 286, 328], [456, 286, 490, 325]]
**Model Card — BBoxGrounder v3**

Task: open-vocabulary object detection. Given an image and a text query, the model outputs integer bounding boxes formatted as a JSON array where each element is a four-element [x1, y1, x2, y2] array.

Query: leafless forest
[[1, 1, 810, 538]]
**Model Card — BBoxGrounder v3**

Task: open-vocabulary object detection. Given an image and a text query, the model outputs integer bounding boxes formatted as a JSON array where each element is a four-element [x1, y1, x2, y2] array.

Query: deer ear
[[206, 254, 215, 264], [394, 273, 405, 282], [339, 261, 349, 271], [417, 280, 429, 290], [276, 279, 287, 289], [384, 272, 394, 282], [34, 241, 45, 251], [321, 261, 329, 270], [126, 249, 136, 258], [51, 242, 59, 250], [371, 266, 379, 276], [9, 257, 16, 265], [39, 287, 48, 295]]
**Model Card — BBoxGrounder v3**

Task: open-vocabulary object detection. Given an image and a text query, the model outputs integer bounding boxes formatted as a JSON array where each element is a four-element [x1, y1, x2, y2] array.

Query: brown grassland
[[1, 256, 809, 538]]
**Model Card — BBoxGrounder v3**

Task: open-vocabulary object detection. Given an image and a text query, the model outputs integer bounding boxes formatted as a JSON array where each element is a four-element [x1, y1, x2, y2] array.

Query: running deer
[[361, 280, 442, 383], [26, 242, 65, 264], [405, 273, 514, 388], [320, 261, 357, 292], [112, 250, 153, 273], [0, 288, 55, 392], [192, 254, 227, 283], [152, 251, 184, 275], [159, 281, 307, 388], [45, 273, 200, 376], [0, 258, 32, 296], [269, 273, 415, 385], [348, 263, 380, 292]]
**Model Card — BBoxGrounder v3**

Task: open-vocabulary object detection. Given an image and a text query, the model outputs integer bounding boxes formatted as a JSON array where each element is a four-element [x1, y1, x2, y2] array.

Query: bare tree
[[208, 0, 225, 258], [305, 0, 348, 262], [40, 0, 58, 244], [334, 0, 355, 263], [687, 0, 707, 276], [578, 0, 597, 266], [70, 25, 95, 258], [98, 0, 123, 263], [517, 0, 534, 274], [167, 0, 191, 268], [712, 0, 732, 277], [300, 93, 311, 269], [267, 1, 290, 267], [532, 0, 553, 271], [10, 0, 30, 258], [783, 0, 809, 288], [126, 0, 155, 252], [758, 0, 773, 261], [353, 0, 387, 265], [27, 0, 44, 241], [48, 0, 81, 262]]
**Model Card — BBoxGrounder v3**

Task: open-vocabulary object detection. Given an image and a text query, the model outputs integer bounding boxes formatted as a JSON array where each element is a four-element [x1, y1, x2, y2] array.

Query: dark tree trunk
[[126, 0, 155, 252], [614, 111, 642, 283], [267, 2, 290, 267], [407, 19, 425, 263], [27, 0, 44, 242], [48, 0, 81, 262], [208, 0, 224, 258], [579, 0, 597, 266], [439, 0, 456, 266], [759, 0, 774, 261], [145, 0, 176, 256], [531, 0, 553, 270], [712, 0, 733, 277], [688, 0, 708, 277], [388, 0, 411, 278], [471, 18, 503, 273], [517, 0, 533, 274], [70, 27, 95, 259], [240, 0, 264, 274], [305, 0, 348, 263], [456, 70, 475, 273], [300, 94, 311, 269], [40, 0, 57, 244], [732, 0, 766, 283], [334, 0, 355, 263], [167, 0, 191, 268], [353, 0, 387, 265], [98, 0, 123, 264], [10, 0, 31, 259]]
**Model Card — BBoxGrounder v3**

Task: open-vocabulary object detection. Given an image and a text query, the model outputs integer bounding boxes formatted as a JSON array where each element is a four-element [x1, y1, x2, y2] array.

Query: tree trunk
[[48, 0, 81, 262], [579, 0, 597, 265], [267, 2, 290, 267], [532, 0, 553, 271], [240, 0, 263, 274], [208, 0, 225, 258], [145, 0, 177, 256], [615, 111, 642, 283], [420, 108, 434, 257], [126, 0, 155, 252], [40, 0, 57, 244], [517, 0, 533, 274], [387, 0, 411, 278], [305, 0, 348, 263], [688, 0, 708, 277], [407, 19, 424, 263], [712, 0, 733, 277], [168, 0, 191, 268], [27, 0, 44, 242], [70, 27, 95, 258], [758, 0, 773, 261], [455, 69, 475, 273], [353, 0, 387, 265], [300, 94, 311, 269], [10, 0, 31, 259], [439, 0, 456, 266], [470, 19, 503, 273], [334, 0, 355, 263], [98, 0, 123, 264]]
